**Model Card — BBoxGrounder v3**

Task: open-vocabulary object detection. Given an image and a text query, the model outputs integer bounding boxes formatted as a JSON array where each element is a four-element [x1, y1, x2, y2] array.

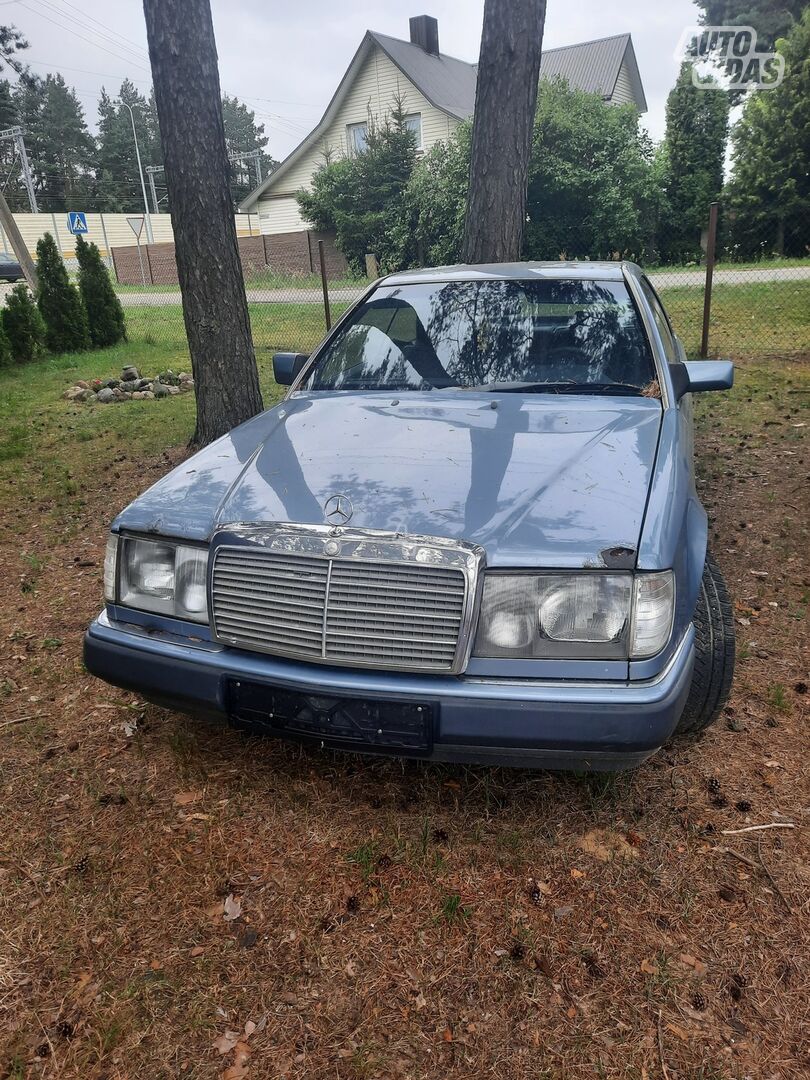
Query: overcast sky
[[7, 0, 702, 159]]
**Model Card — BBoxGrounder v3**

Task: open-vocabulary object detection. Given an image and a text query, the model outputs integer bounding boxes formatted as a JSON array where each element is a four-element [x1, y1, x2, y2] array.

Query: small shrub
[[2, 283, 46, 364], [36, 232, 90, 353], [75, 233, 127, 347], [0, 320, 11, 367]]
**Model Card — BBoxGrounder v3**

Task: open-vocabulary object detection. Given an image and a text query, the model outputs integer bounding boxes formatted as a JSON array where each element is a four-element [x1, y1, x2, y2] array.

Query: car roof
[[380, 261, 640, 286]]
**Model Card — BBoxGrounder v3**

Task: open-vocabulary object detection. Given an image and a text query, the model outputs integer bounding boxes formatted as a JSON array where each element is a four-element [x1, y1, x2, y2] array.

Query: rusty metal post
[[700, 201, 719, 359], [318, 239, 331, 331]]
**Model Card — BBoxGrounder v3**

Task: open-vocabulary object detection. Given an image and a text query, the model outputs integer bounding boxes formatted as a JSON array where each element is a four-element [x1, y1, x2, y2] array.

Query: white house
[[241, 15, 647, 244]]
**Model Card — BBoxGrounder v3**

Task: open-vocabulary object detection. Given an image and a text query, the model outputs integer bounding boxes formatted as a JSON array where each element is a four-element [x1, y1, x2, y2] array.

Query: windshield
[[305, 279, 656, 394]]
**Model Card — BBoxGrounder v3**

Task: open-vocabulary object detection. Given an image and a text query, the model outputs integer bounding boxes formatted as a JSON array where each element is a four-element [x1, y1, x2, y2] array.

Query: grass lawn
[[123, 301, 350, 355], [0, 342, 808, 1077], [658, 279, 810, 358], [114, 270, 367, 294]]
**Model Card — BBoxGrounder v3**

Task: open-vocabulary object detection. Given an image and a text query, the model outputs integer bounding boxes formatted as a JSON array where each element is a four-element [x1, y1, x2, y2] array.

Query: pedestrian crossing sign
[[67, 212, 88, 234]]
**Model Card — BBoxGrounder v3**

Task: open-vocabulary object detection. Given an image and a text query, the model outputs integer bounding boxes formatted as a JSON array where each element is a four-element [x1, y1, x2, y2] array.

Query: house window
[[347, 121, 368, 156], [404, 112, 422, 149]]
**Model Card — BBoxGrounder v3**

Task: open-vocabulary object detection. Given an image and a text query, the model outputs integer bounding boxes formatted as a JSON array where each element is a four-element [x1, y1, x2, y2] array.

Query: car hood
[[116, 391, 662, 569]]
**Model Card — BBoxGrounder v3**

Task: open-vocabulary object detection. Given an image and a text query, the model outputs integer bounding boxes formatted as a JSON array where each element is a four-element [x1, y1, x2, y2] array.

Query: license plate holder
[[228, 680, 434, 751]]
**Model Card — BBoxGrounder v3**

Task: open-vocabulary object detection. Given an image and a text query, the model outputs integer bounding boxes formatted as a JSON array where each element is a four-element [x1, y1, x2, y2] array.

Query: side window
[[346, 122, 368, 156], [640, 277, 677, 363]]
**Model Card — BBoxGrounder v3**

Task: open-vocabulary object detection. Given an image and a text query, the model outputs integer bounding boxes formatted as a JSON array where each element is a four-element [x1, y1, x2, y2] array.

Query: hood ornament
[[324, 493, 353, 526]]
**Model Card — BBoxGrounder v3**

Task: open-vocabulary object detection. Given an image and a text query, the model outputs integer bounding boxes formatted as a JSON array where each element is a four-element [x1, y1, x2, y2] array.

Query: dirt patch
[[0, 356, 807, 1079]]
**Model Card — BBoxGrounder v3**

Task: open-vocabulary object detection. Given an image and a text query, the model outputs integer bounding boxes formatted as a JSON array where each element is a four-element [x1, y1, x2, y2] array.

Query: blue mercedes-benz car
[[85, 262, 735, 770]]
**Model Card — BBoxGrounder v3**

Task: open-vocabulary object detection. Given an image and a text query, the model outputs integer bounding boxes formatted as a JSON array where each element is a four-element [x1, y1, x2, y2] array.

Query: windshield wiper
[[462, 381, 644, 396]]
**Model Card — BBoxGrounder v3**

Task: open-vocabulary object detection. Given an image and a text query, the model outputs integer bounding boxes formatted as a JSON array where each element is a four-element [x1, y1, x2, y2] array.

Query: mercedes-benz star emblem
[[324, 493, 353, 525]]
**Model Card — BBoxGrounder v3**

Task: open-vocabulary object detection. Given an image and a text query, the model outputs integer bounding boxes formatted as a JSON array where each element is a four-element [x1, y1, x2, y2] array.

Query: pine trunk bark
[[142, 0, 263, 447], [461, 0, 546, 265]]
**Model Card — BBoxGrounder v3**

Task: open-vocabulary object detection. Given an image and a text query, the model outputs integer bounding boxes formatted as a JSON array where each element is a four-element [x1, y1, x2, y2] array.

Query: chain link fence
[[11, 201, 803, 365]]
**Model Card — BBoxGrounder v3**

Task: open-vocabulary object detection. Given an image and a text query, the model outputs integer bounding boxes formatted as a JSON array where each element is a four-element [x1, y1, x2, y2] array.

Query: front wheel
[[675, 554, 735, 736]]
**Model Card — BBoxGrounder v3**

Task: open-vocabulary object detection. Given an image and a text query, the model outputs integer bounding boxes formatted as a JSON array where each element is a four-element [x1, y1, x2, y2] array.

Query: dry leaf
[[679, 953, 708, 977], [174, 790, 202, 806], [442, 1027, 453, 1042], [640, 958, 658, 975], [222, 1065, 249, 1080], [666, 1022, 690, 1042], [570, 868, 586, 879], [223, 893, 242, 922], [243, 1021, 256, 1038], [190, 946, 205, 957], [213, 1030, 241, 1055]]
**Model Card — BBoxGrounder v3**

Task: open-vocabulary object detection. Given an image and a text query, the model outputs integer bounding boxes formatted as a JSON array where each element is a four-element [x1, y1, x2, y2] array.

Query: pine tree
[[222, 94, 277, 207], [13, 73, 95, 211], [95, 81, 162, 212], [75, 234, 126, 347], [2, 283, 46, 363], [36, 233, 90, 353], [660, 64, 729, 262]]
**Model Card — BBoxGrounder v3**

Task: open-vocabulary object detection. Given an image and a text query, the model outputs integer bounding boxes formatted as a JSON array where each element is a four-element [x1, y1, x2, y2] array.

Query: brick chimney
[[409, 15, 440, 56]]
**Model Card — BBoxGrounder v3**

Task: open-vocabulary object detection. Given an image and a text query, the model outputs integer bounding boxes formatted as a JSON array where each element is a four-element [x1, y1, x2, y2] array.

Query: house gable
[[243, 33, 458, 215]]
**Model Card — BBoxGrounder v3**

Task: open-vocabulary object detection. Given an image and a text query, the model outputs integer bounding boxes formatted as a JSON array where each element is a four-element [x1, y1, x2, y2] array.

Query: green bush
[[75, 233, 127, 347], [2, 283, 46, 364], [0, 319, 12, 367], [36, 232, 90, 353]]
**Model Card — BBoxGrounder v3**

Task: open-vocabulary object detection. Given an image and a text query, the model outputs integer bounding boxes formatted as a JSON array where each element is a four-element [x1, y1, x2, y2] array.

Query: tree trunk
[[142, 0, 263, 447], [461, 0, 546, 265]]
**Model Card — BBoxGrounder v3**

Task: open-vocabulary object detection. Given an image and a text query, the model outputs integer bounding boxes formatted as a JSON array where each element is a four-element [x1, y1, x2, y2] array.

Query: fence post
[[700, 201, 719, 359], [318, 239, 331, 332], [99, 212, 112, 269], [50, 212, 63, 256], [365, 252, 379, 279]]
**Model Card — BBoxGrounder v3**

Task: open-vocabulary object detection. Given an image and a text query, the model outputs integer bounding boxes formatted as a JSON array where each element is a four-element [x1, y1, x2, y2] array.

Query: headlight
[[473, 571, 674, 660], [107, 535, 209, 623]]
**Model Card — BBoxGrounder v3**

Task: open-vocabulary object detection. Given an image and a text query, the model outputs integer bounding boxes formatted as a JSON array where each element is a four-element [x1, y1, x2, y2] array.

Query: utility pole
[[0, 126, 38, 213], [0, 187, 38, 289], [145, 164, 164, 213], [231, 148, 262, 188], [121, 101, 154, 243]]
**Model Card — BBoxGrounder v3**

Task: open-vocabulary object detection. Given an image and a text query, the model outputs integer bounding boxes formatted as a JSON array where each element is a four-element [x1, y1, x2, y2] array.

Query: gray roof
[[370, 31, 646, 121], [370, 31, 478, 120], [241, 30, 646, 210]]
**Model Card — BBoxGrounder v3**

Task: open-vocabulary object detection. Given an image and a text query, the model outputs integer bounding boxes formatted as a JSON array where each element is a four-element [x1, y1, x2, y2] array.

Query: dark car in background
[[0, 255, 22, 282]]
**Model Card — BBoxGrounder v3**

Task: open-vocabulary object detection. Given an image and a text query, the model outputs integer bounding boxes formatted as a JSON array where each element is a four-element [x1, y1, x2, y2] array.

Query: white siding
[[609, 59, 635, 107], [258, 43, 458, 235]]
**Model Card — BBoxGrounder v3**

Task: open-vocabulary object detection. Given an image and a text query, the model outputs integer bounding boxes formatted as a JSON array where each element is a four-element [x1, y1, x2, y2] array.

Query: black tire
[[676, 553, 735, 736]]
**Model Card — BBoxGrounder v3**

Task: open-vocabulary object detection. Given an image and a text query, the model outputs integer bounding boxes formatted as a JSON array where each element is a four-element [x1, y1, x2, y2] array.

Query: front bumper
[[84, 611, 694, 771]]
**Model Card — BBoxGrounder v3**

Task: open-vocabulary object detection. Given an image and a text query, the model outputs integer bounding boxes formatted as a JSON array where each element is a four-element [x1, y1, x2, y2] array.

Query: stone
[[178, 383, 193, 392], [97, 387, 116, 404], [104, 378, 120, 389], [63, 387, 84, 400], [178, 371, 192, 382], [152, 382, 170, 398], [131, 391, 145, 400], [120, 380, 139, 394], [141, 391, 155, 400], [121, 365, 140, 382], [111, 388, 127, 401], [75, 380, 90, 390], [136, 378, 153, 390], [76, 389, 96, 402], [167, 386, 181, 395]]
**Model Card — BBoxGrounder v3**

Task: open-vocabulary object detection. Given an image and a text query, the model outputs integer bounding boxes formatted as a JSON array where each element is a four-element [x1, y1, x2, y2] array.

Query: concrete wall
[[0, 212, 260, 266]]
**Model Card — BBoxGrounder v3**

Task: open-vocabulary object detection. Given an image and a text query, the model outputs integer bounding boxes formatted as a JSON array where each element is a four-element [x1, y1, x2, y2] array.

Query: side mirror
[[669, 360, 734, 400], [273, 352, 309, 386]]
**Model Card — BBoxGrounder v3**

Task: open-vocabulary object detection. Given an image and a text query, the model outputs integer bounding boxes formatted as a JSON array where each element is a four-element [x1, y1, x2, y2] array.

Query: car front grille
[[211, 540, 473, 673]]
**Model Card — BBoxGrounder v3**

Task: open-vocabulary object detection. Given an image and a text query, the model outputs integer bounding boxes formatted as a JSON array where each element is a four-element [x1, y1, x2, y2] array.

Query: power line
[[18, 0, 151, 72]]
